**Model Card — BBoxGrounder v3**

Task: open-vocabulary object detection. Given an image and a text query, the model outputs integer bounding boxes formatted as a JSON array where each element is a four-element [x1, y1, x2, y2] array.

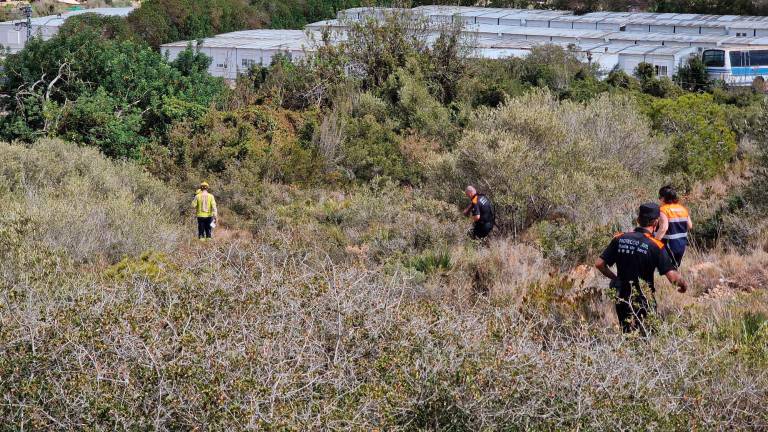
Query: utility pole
[[18, 3, 33, 40]]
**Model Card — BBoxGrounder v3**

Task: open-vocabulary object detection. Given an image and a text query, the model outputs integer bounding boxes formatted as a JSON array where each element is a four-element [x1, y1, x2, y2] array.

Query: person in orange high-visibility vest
[[655, 185, 693, 268], [192, 182, 218, 240]]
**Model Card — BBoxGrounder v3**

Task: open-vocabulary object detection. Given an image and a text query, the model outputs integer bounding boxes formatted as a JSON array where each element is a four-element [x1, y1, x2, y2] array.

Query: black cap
[[638, 202, 660, 220]]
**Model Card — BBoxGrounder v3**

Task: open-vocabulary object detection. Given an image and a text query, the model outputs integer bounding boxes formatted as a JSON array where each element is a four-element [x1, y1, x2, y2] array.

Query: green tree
[[340, 93, 412, 182], [634, 62, 656, 83], [58, 13, 133, 41], [674, 56, 710, 92], [0, 29, 226, 158], [343, 12, 430, 91], [634, 62, 683, 97], [606, 67, 640, 90], [127, 0, 265, 48], [254, 0, 363, 29], [519, 45, 597, 96]]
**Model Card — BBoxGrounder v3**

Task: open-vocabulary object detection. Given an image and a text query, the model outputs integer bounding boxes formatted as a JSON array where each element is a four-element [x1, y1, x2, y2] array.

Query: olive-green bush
[[426, 90, 662, 264], [647, 93, 738, 183], [0, 139, 182, 263]]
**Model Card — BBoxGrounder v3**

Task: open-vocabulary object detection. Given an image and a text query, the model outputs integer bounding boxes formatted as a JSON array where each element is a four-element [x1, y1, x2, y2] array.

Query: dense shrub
[[643, 76, 684, 98], [519, 45, 597, 95], [258, 51, 348, 110], [342, 113, 411, 182], [257, 0, 362, 29], [145, 105, 324, 187], [674, 56, 711, 92], [426, 90, 662, 261], [425, 90, 667, 265], [0, 139, 182, 263], [647, 93, 738, 183], [58, 13, 134, 41], [458, 59, 529, 107], [634, 61, 684, 97], [382, 62, 457, 144], [606, 67, 640, 90], [342, 12, 430, 91], [127, 0, 265, 48], [0, 30, 225, 158]]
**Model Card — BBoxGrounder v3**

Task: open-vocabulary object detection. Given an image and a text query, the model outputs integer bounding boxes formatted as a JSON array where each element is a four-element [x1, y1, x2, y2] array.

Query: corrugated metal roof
[[551, 15, 624, 24], [469, 23, 611, 39], [162, 29, 312, 51], [339, 7, 404, 14], [473, 10, 526, 19], [412, 6, 475, 16], [472, 38, 695, 56], [164, 38, 312, 52], [331, 6, 768, 33], [214, 30, 307, 40], [617, 44, 690, 55], [606, 31, 725, 43]]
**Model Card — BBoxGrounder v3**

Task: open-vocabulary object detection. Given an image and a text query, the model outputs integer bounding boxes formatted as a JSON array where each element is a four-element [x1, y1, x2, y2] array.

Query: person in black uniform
[[595, 203, 688, 334], [462, 186, 495, 239]]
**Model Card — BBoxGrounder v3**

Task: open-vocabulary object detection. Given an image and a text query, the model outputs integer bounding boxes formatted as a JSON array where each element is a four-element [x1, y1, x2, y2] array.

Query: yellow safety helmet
[[200, 181, 209, 188]]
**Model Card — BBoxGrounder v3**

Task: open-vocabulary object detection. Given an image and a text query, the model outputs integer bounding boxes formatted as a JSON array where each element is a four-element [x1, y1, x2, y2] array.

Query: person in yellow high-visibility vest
[[192, 182, 218, 239]]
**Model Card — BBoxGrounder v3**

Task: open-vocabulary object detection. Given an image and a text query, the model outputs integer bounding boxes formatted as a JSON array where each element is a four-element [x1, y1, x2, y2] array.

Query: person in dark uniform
[[462, 186, 495, 239], [595, 203, 688, 334]]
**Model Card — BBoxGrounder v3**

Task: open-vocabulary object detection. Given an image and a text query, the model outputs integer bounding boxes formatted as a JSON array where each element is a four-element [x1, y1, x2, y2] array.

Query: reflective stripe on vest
[[201, 194, 210, 213], [665, 232, 688, 240]]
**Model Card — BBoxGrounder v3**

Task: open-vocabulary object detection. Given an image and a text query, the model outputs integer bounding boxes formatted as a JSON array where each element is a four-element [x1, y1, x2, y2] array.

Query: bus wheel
[[752, 76, 766, 93]]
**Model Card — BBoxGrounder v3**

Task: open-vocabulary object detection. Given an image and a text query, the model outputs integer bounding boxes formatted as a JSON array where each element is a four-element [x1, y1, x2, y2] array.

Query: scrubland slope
[[1, 139, 768, 430]]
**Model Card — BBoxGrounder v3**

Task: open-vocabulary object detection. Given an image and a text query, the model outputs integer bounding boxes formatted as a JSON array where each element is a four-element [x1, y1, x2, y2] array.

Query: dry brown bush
[[2, 238, 767, 430]]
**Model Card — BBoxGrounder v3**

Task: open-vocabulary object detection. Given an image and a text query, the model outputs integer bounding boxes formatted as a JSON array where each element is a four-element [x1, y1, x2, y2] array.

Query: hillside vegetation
[[2, 139, 768, 429], [2, 5, 768, 430]]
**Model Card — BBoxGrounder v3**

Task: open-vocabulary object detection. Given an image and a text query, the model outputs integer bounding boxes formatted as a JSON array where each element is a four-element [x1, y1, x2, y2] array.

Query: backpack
[[477, 194, 495, 224]]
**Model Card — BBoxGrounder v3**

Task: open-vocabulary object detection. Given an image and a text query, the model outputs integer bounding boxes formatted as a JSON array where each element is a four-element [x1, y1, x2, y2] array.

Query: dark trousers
[[471, 221, 494, 239], [197, 217, 213, 239], [664, 242, 686, 269], [670, 250, 685, 268], [615, 283, 652, 335]]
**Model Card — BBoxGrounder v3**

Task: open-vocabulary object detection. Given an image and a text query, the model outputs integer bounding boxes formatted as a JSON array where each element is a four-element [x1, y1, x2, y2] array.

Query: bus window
[[749, 50, 768, 66], [702, 50, 725, 67], [730, 51, 746, 67]]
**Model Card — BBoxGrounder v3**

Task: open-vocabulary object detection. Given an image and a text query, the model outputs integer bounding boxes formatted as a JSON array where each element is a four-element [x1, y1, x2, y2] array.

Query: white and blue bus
[[702, 48, 768, 86]]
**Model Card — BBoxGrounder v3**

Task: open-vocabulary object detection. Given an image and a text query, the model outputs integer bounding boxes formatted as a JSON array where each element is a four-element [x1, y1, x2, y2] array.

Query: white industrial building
[[0, 7, 134, 53], [162, 5, 768, 81], [401, 6, 768, 37], [161, 30, 316, 80]]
